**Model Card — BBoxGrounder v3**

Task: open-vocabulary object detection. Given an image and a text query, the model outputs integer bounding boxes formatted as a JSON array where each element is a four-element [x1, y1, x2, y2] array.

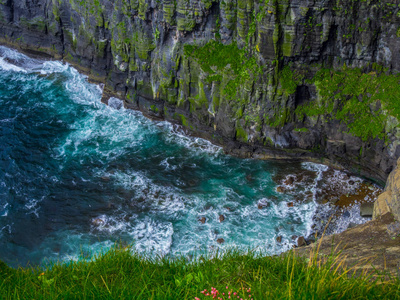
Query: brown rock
[[276, 186, 285, 193], [284, 176, 295, 185], [257, 200, 270, 209], [291, 235, 298, 240], [287, 202, 294, 207], [276, 236, 282, 243], [92, 218, 104, 226], [199, 217, 206, 224], [297, 236, 306, 247], [219, 215, 225, 222], [217, 238, 225, 244]]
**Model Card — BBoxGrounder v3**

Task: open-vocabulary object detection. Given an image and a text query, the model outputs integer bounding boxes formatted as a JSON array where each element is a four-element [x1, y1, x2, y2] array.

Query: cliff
[[1, 0, 400, 183], [374, 157, 400, 222]]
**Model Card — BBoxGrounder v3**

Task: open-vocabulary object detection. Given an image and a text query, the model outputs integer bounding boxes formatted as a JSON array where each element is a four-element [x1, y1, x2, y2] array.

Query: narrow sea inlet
[[0, 47, 380, 267]]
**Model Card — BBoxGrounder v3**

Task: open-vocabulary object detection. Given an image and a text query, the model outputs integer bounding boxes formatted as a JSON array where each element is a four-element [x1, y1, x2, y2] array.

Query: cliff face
[[1, 0, 400, 183], [374, 157, 400, 222]]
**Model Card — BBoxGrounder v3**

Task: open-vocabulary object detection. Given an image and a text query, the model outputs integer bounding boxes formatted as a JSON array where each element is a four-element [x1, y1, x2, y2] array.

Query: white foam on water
[[0, 203, 8, 217], [0, 57, 27, 73], [130, 217, 174, 255], [161, 122, 222, 155], [108, 97, 124, 110]]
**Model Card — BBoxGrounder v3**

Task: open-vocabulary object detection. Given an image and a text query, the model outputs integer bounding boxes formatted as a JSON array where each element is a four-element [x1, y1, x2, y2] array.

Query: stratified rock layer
[[1, 0, 400, 183], [374, 158, 400, 222]]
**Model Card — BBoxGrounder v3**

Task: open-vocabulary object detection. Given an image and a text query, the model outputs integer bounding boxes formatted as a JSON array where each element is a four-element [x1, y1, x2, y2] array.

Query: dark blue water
[[0, 47, 373, 267]]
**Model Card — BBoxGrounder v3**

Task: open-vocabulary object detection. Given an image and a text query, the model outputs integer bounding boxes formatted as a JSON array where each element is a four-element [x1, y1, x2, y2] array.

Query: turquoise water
[[0, 47, 368, 267]]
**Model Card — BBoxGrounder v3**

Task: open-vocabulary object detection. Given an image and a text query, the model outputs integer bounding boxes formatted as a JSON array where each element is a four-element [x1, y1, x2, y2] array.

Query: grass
[[0, 245, 399, 299]]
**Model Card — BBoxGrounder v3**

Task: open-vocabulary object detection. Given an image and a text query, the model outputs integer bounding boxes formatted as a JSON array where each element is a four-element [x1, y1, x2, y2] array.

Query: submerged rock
[[92, 218, 105, 226], [217, 238, 225, 244], [276, 186, 285, 193], [199, 217, 206, 224], [257, 199, 270, 209], [284, 176, 295, 186], [219, 215, 225, 222]]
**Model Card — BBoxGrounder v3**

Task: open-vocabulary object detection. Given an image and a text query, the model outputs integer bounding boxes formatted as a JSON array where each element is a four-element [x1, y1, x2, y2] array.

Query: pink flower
[[226, 286, 229, 289], [234, 292, 237, 296]]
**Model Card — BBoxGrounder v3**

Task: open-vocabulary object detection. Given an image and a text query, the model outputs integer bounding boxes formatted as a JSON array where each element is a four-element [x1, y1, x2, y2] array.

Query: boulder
[[297, 236, 306, 247], [360, 202, 374, 217], [276, 186, 285, 193], [92, 218, 105, 226]]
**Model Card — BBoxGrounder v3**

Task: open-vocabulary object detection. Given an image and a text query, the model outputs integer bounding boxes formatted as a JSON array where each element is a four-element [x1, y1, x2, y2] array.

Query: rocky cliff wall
[[374, 157, 400, 221], [1, 0, 400, 184]]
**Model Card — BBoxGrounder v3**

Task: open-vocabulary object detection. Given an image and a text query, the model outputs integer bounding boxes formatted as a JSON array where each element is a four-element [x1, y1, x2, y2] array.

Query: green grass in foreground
[[0, 246, 399, 299]]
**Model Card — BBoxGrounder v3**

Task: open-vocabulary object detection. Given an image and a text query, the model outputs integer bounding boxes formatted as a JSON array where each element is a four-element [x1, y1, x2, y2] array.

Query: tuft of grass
[[0, 245, 399, 299]]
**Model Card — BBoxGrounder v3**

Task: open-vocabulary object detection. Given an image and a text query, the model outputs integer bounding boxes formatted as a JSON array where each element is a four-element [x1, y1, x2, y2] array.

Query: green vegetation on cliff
[[0, 247, 399, 299], [184, 39, 261, 101], [296, 64, 400, 142]]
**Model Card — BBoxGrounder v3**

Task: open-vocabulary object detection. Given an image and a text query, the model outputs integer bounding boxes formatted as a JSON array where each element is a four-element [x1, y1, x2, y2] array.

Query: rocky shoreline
[[1, 0, 400, 274], [0, 41, 388, 244], [1, 0, 400, 185]]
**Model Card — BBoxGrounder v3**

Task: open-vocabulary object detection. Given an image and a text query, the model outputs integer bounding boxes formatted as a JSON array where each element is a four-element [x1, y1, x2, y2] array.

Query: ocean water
[[0, 46, 376, 267]]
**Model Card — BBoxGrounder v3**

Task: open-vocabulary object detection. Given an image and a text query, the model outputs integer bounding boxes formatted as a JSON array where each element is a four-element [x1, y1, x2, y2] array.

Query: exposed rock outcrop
[[374, 158, 400, 222], [0, 0, 400, 183], [296, 212, 400, 277]]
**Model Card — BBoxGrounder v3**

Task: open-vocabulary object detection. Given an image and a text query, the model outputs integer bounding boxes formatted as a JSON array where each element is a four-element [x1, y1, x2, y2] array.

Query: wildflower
[[226, 286, 229, 289]]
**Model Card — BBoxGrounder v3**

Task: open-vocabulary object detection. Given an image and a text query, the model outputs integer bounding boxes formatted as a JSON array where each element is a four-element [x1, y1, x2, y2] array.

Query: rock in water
[[276, 236, 282, 243], [199, 217, 206, 224], [284, 176, 295, 185], [360, 202, 374, 217], [92, 218, 104, 226], [257, 199, 270, 209], [217, 238, 225, 244], [297, 236, 306, 247], [219, 215, 225, 222], [276, 186, 285, 193]]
